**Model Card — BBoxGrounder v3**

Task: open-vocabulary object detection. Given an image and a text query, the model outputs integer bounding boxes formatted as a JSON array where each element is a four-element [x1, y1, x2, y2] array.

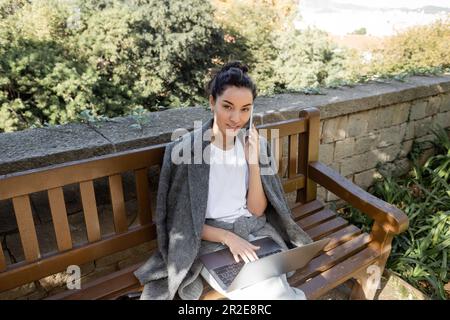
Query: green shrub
[[0, 0, 228, 132], [368, 18, 450, 79], [339, 125, 450, 299], [272, 27, 357, 92]]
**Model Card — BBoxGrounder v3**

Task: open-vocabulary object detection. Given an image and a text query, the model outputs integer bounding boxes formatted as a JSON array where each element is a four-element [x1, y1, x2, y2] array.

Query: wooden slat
[[0, 244, 6, 272], [47, 262, 144, 300], [48, 187, 72, 252], [265, 128, 283, 177], [80, 181, 101, 243], [296, 131, 308, 203], [109, 174, 128, 234], [290, 199, 325, 221], [300, 108, 320, 202], [305, 217, 349, 240], [0, 146, 165, 200], [277, 137, 284, 177], [289, 233, 371, 287], [0, 224, 155, 292], [282, 175, 305, 194], [288, 134, 298, 178], [258, 117, 307, 138], [135, 168, 152, 226], [298, 208, 336, 230], [12, 195, 40, 262], [296, 247, 380, 300], [323, 225, 362, 251]]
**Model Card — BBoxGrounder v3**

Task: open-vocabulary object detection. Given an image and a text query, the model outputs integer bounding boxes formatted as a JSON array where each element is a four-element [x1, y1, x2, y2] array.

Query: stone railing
[[1, 75, 449, 299]]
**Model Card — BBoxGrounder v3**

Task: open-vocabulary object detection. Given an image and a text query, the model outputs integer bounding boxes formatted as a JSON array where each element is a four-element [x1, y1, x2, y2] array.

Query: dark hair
[[206, 60, 257, 102]]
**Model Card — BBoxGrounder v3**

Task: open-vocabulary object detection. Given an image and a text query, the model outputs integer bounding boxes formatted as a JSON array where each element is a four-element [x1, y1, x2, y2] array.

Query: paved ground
[[316, 271, 429, 300]]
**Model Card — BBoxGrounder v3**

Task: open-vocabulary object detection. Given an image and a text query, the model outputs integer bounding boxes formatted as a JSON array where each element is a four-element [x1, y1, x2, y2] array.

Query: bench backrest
[[0, 107, 320, 293]]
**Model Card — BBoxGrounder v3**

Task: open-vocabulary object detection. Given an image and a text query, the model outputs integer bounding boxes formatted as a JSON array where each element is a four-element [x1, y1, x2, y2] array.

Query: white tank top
[[205, 136, 253, 223]]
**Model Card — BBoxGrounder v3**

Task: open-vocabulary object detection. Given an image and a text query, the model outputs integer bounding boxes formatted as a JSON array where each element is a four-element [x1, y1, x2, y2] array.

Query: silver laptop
[[200, 237, 330, 292]]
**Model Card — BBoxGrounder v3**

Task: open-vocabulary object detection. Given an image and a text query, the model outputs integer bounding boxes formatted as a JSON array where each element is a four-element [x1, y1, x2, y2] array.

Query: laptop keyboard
[[213, 249, 282, 287]]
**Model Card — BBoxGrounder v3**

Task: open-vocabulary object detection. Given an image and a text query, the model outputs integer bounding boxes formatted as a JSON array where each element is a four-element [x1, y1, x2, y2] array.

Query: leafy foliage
[[339, 125, 450, 299], [0, 0, 228, 132]]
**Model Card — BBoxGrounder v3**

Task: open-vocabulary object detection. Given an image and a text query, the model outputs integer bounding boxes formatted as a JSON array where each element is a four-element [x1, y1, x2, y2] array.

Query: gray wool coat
[[134, 117, 313, 300]]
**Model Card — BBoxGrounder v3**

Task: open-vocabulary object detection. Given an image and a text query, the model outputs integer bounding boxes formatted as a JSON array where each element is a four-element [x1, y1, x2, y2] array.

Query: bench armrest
[[308, 161, 409, 235]]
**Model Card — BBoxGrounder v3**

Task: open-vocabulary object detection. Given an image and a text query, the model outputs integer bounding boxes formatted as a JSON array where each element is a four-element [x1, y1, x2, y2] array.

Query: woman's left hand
[[244, 124, 260, 165]]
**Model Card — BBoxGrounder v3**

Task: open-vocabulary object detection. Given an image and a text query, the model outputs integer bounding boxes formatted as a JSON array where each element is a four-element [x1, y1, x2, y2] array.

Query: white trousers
[[200, 234, 307, 300]]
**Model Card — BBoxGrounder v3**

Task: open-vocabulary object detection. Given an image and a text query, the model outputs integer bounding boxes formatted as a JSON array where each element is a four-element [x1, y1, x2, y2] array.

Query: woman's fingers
[[244, 250, 257, 262], [240, 253, 250, 264]]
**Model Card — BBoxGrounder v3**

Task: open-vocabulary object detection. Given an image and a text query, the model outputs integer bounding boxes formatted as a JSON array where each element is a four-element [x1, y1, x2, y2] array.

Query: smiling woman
[[135, 60, 312, 300], [196, 61, 308, 300]]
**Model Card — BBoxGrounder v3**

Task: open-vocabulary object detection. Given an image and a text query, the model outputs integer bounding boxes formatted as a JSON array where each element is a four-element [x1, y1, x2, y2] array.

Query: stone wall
[[1, 75, 449, 299]]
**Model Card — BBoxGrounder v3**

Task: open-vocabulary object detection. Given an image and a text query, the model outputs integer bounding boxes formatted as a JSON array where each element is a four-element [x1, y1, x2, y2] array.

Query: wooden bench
[[0, 107, 409, 300]]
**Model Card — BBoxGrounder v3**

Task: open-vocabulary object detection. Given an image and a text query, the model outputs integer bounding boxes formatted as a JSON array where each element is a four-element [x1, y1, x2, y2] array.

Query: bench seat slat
[[305, 217, 349, 240], [289, 233, 371, 286], [298, 208, 336, 230], [80, 181, 101, 243], [46, 262, 143, 300], [290, 199, 324, 221], [12, 195, 40, 262], [297, 246, 380, 300], [48, 187, 72, 252], [109, 174, 128, 234], [322, 225, 362, 252]]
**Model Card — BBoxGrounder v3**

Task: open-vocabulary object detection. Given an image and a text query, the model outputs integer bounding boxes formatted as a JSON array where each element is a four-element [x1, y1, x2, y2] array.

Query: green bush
[[210, 0, 299, 95], [1, 1, 448, 133], [0, 0, 228, 132], [272, 27, 357, 92], [339, 125, 450, 300], [367, 18, 450, 79]]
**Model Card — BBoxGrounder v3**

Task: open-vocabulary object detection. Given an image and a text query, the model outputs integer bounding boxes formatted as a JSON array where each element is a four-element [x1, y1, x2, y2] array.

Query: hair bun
[[220, 61, 249, 74]]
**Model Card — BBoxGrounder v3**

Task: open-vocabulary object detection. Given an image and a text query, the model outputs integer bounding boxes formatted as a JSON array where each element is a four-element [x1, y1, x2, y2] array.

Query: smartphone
[[246, 105, 254, 139]]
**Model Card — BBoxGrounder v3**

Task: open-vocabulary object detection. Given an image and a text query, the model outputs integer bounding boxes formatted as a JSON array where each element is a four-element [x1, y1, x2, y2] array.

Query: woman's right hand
[[223, 232, 261, 263]]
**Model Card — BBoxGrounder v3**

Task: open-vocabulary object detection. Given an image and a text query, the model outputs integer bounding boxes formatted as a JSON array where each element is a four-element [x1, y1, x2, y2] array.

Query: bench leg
[[350, 264, 382, 300], [351, 223, 394, 300]]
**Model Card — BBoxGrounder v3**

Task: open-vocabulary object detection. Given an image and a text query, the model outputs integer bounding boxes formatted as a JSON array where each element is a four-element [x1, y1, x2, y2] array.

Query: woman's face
[[209, 86, 253, 138]]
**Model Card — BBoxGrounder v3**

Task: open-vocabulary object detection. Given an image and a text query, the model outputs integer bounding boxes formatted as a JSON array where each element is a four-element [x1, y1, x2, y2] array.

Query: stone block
[[335, 138, 355, 160], [378, 125, 405, 148], [427, 95, 441, 116], [410, 99, 428, 120], [322, 116, 348, 143], [347, 111, 369, 138], [435, 111, 450, 130], [354, 169, 382, 190], [414, 116, 433, 137], [354, 132, 379, 155], [440, 93, 450, 112], [391, 103, 410, 125], [319, 143, 334, 165]]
